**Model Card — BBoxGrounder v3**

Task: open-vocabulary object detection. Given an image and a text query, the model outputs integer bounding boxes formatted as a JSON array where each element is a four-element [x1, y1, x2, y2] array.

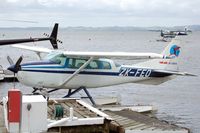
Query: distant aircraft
[[160, 27, 189, 38], [160, 30, 176, 38], [172, 27, 189, 35], [159, 27, 189, 42], [0, 24, 194, 105]]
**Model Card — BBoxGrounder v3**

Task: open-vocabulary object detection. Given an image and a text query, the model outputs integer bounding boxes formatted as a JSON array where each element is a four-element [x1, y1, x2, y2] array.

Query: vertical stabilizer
[[134, 39, 181, 71], [49, 23, 58, 49]]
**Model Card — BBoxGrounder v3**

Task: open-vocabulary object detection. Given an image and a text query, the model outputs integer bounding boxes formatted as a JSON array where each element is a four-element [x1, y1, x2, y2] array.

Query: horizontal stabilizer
[[154, 69, 197, 76]]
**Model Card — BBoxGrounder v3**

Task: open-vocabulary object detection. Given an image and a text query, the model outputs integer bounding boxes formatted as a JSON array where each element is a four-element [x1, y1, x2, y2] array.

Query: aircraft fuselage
[[15, 56, 171, 89]]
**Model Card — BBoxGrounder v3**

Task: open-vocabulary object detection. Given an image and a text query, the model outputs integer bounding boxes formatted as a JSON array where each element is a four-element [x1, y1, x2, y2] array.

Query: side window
[[102, 61, 111, 69], [68, 58, 73, 68], [75, 59, 86, 68], [87, 61, 98, 69], [67, 59, 111, 69], [57, 57, 66, 66]]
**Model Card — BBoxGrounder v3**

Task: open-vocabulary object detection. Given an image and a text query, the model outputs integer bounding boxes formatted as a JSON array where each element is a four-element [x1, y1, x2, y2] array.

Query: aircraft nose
[[7, 65, 17, 73]]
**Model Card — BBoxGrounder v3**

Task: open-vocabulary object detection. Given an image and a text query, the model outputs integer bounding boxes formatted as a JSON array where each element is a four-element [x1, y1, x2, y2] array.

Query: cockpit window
[[67, 58, 111, 69]]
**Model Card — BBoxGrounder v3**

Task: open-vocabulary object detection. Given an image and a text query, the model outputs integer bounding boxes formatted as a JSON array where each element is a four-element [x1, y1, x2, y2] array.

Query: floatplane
[[160, 27, 189, 41], [160, 30, 176, 39], [0, 23, 194, 105]]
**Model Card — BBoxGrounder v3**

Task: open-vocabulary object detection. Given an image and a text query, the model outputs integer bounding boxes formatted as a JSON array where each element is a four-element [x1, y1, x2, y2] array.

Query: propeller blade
[[7, 56, 14, 65], [15, 56, 23, 71], [7, 56, 23, 73]]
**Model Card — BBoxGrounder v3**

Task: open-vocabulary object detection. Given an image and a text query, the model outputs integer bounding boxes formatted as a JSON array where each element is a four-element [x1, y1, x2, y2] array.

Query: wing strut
[[59, 57, 94, 87]]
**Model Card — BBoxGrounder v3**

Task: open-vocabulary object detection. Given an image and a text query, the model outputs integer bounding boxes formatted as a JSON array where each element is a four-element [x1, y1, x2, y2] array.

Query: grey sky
[[0, 0, 200, 27]]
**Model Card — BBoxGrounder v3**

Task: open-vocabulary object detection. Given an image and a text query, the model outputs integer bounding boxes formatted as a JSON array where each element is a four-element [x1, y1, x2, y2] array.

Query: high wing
[[12, 44, 166, 60], [12, 44, 53, 53], [63, 51, 166, 60]]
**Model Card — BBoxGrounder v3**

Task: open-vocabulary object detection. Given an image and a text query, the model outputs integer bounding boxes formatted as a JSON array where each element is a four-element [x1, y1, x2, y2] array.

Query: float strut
[[82, 88, 96, 105], [47, 88, 60, 93], [63, 87, 96, 105], [32, 87, 39, 93], [63, 88, 82, 97]]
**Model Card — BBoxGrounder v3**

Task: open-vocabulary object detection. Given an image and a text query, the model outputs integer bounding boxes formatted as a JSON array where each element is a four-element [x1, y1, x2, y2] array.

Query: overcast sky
[[0, 0, 200, 27]]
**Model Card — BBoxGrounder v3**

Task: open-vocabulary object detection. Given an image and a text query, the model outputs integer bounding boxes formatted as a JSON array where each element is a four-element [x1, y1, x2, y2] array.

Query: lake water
[[0, 29, 199, 132]]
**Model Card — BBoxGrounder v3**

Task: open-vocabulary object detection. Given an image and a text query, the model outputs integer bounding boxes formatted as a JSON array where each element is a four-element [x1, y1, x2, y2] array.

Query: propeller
[[7, 56, 23, 73], [7, 56, 14, 65]]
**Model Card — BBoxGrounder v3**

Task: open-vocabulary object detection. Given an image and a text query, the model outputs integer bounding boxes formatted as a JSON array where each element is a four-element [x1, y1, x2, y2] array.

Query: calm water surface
[[0, 29, 199, 132]]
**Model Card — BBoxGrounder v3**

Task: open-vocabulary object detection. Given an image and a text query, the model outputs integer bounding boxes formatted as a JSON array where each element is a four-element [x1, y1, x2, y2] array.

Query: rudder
[[134, 39, 181, 71]]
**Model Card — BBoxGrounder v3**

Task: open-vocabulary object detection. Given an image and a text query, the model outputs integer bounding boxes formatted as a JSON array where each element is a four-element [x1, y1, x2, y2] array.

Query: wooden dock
[[0, 69, 17, 82], [105, 110, 190, 133], [0, 98, 190, 133], [47, 98, 111, 133], [0, 104, 7, 133]]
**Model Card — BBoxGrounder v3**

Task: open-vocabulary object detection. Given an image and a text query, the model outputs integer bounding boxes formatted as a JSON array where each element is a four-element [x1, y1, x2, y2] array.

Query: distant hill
[[147, 25, 200, 31], [187, 25, 200, 31], [0, 25, 200, 31]]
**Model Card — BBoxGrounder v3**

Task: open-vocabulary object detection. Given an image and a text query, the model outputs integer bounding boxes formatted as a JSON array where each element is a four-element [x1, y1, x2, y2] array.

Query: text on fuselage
[[119, 67, 151, 77]]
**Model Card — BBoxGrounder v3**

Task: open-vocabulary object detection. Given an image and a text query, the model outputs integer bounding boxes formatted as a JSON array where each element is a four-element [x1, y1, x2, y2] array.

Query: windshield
[[44, 52, 66, 65], [44, 52, 62, 60]]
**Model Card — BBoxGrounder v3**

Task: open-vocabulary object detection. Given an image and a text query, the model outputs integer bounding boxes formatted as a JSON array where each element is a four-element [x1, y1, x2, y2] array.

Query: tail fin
[[161, 39, 180, 57], [134, 39, 181, 71], [49, 23, 58, 49]]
